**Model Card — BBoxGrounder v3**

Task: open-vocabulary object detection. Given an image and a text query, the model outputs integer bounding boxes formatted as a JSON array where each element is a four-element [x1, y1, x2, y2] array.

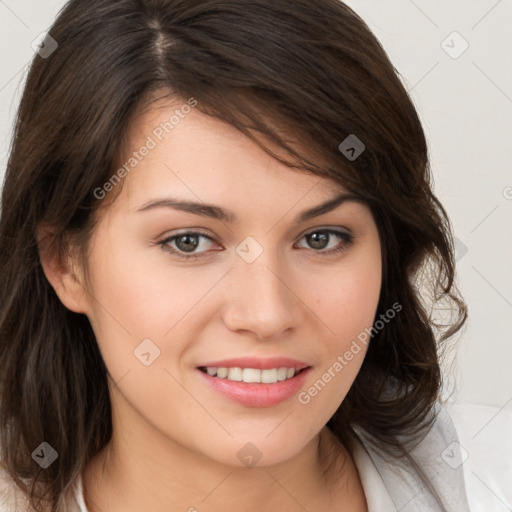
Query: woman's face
[[74, 97, 382, 467]]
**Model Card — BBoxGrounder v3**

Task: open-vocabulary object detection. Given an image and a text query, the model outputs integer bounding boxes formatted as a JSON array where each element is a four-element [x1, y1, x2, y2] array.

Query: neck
[[82, 395, 353, 512]]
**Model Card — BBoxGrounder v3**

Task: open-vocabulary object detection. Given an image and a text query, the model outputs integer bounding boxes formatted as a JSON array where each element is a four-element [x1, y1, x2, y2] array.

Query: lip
[[196, 357, 311, 371], [197, 366, 312, 408]]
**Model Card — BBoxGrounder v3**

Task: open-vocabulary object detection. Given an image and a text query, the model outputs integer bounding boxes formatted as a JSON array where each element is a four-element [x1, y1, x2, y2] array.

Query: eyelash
[[157, 228, 355, 261]]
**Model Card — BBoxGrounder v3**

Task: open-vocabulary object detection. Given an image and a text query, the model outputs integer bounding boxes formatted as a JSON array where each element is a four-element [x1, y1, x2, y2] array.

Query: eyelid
[[301, 225, 352, 237], [160, 227, 216, 240], [157, 226, 355, 260], [295, 228, 354, 251], [158, 225, 351, 245], [157, 230, 220, 260]]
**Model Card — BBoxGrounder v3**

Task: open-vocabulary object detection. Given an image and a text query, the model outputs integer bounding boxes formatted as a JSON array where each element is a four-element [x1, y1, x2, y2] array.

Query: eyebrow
[[136, 191, 363, 224]]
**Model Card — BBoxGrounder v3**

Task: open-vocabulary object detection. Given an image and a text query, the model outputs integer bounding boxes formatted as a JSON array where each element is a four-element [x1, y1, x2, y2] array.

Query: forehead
[[114, 95, 350, 209]]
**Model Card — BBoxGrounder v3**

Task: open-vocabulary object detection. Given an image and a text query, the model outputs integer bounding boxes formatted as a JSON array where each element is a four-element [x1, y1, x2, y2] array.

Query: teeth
[[227, 367, 243, 381], [277, 367, 288, 381], [217, 367, 228, 378], [260, 368, 278, 384], [243, 368, 262, 383], [203, 366, 299, 383]]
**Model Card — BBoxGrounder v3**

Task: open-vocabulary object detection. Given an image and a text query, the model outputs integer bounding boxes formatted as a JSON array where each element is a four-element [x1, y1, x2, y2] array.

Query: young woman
[[0, 1, 510, 511]]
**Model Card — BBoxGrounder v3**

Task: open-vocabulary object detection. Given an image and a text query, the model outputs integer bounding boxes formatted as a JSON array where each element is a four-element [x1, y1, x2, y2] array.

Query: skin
[[40, 96, 381, 511]]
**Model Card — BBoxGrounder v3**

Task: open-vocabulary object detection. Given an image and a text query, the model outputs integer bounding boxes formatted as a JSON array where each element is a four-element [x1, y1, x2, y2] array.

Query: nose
[[221, 247, 303, 340]]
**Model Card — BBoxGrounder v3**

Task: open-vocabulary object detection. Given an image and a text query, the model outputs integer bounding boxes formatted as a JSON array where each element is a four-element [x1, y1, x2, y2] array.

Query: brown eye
[[158, 231, 218, 260], [175, 234, 201, 252], [296, 229, 354, 254], [306, 231, 330, 250]]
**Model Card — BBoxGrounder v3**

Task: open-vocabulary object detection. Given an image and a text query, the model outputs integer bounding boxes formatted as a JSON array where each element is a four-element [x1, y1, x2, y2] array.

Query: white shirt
[[1, 402, 511, 511], [350, 402, 512, 511]]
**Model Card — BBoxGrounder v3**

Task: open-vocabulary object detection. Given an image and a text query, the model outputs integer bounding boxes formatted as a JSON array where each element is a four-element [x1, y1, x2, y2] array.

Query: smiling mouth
[[197, 366, 310, 384]]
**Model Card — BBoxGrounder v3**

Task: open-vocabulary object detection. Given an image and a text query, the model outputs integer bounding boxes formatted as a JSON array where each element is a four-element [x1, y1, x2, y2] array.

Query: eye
[[158, 231, 219, 260], [295, 229, 354, 255], [158, 228, 355, 261]]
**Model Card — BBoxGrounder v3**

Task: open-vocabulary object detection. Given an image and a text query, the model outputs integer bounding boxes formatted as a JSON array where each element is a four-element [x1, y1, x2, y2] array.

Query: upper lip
[[197, 357, 311, 371]]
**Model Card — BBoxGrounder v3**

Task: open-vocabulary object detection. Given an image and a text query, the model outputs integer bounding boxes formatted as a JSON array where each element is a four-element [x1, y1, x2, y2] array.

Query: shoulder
[[352, 398, 511, 512], [0, 468, 29, 511], [443, 401, 512, 512], [0, 467, 84, 512]]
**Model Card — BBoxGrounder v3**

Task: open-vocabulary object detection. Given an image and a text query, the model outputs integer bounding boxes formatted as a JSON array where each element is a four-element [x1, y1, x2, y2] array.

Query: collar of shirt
[[352, 434, 398, 511]]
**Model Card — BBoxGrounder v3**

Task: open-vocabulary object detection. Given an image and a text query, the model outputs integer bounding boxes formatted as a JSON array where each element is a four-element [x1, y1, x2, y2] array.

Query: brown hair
[[0, 0, 466, 510]]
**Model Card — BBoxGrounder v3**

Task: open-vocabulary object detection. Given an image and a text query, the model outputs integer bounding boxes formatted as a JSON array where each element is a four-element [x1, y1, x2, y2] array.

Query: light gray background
[[1, 1, 511, 408]]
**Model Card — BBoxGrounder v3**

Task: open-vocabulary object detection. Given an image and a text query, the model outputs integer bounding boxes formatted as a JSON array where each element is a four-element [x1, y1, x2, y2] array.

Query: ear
[[37, 224, 90, 314]]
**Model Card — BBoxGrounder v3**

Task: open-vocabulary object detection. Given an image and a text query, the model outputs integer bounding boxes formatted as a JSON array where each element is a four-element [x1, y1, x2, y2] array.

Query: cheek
[[297, 261, 381, 424], [313, 252, 382, 349], [83, 232, 201, 380], [86, 234, 204, 337]]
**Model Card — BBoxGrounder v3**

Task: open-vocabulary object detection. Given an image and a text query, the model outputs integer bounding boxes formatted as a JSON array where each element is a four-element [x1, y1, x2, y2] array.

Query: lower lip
[[197, 367, 312, 408]]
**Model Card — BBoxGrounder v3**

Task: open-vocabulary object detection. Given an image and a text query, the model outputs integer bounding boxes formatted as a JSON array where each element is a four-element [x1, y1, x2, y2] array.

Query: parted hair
[[0, 1, 466, 510]]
